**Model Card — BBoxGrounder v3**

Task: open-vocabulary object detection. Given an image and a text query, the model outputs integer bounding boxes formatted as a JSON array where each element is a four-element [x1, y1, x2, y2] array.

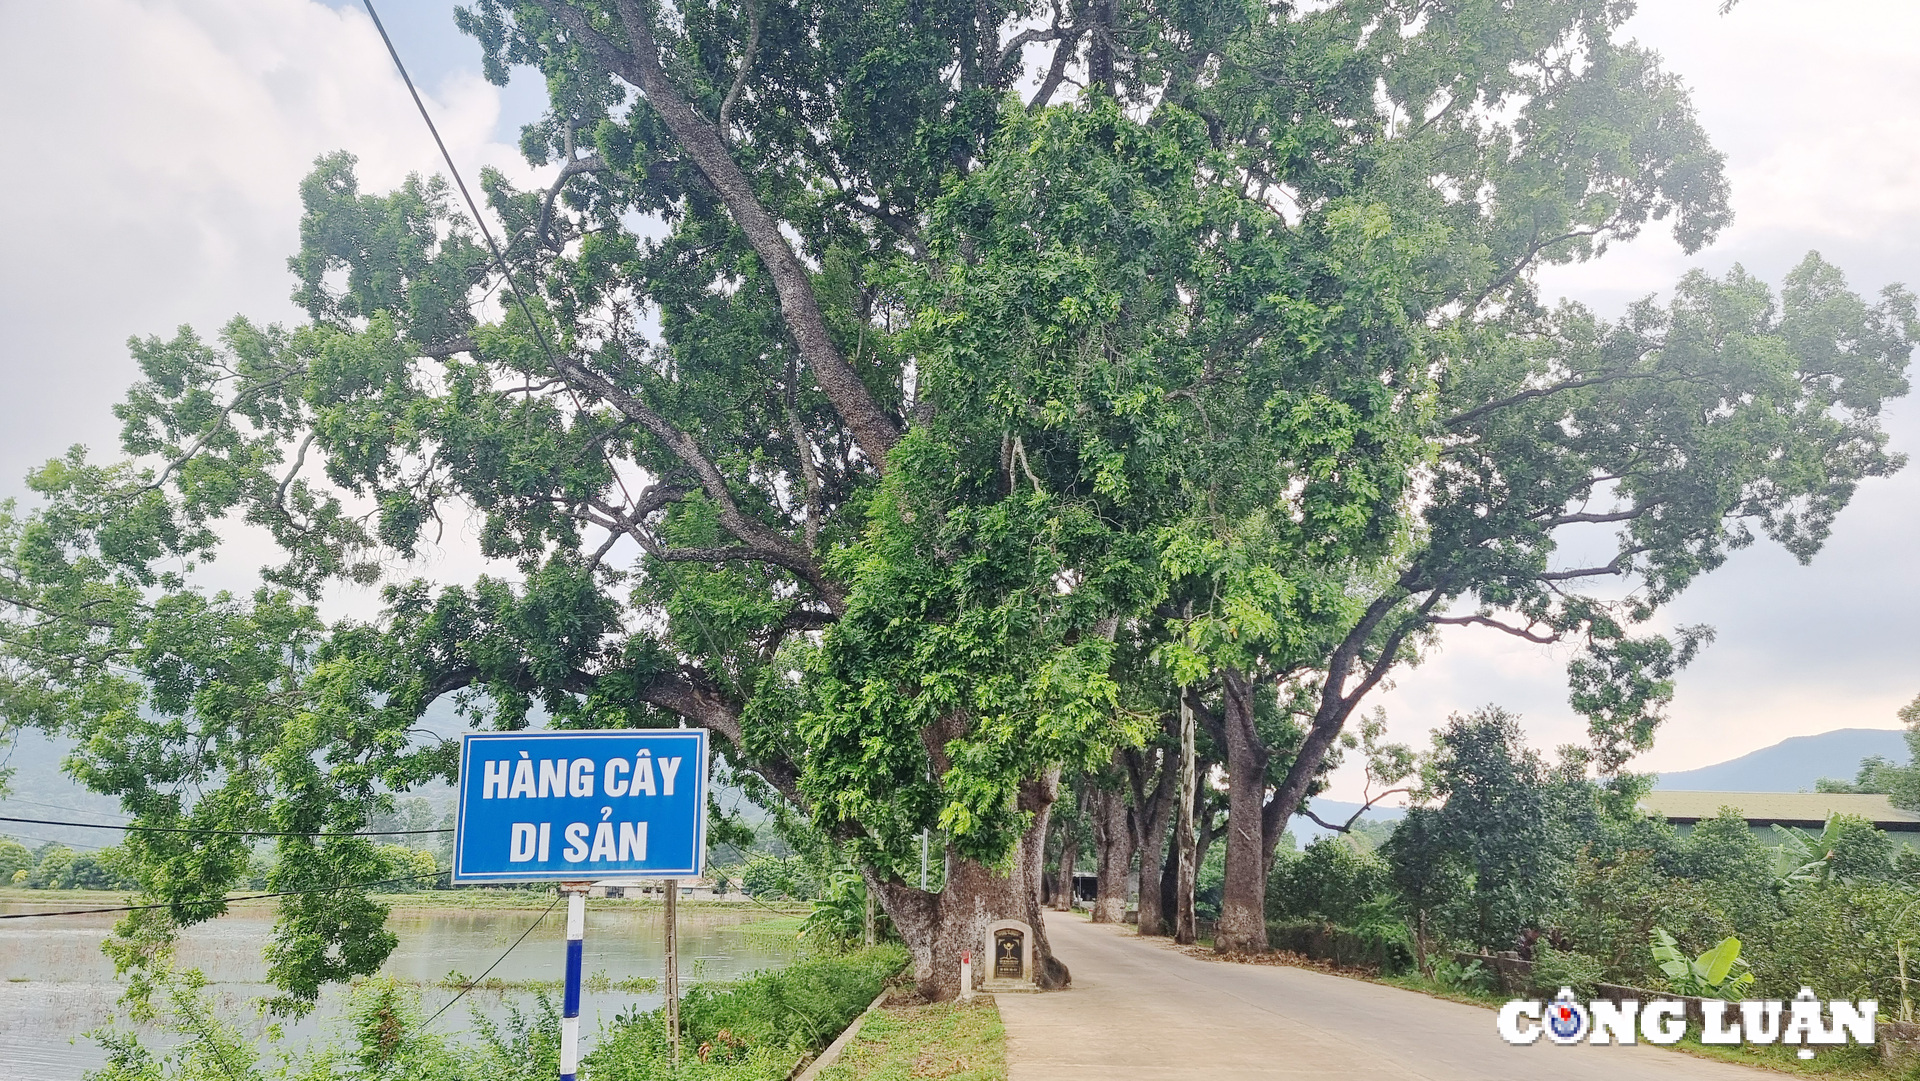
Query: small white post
[[559, 887, 586, 1081], [959, 950, 974, 1001]]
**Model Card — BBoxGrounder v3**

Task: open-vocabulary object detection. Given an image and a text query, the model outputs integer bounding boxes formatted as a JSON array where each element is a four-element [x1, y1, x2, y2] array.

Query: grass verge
[[812, 998, 1008, 1081]]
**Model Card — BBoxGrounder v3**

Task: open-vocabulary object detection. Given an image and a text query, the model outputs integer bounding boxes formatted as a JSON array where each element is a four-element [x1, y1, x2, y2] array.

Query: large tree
[[0, 0, 1911, 1007]]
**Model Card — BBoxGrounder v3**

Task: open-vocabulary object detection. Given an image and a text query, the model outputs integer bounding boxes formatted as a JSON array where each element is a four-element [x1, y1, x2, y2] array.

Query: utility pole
[[1174, 690, 1198, 945]]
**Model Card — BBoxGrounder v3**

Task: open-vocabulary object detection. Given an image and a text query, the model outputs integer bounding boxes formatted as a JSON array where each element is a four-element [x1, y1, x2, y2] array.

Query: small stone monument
[[982, 918, 1037, 990]]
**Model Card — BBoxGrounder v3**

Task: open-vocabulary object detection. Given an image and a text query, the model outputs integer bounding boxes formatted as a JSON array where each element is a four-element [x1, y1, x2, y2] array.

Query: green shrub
[[1532, 945, 1606, 997], [0, 839, 31, 882], [1268, 837, 1389, 924], [588, 945, 907, 1080], [83, 945, 907, 1081], [1649, 929, 1753, 998], [800, 871, 890, 948]]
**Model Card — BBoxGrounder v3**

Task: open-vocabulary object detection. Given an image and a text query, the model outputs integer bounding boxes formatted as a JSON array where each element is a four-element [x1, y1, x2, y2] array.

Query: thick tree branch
[[531, 0, 902, 466], [718, 0, 761, 140], [545, 356, 842, 609], [1298, 787, 1409, 834], [1535, 546, 1648, 582], [1028, 13, 1083, 111], [537, 151, 610, 251]]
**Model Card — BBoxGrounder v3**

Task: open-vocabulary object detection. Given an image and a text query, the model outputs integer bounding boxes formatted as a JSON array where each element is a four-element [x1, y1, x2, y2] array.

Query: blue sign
[[453, 729, 708, 884]]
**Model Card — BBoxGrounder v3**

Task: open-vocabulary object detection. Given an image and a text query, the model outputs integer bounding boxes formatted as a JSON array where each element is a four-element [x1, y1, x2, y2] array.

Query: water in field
[[0, 896, 803, 1080]]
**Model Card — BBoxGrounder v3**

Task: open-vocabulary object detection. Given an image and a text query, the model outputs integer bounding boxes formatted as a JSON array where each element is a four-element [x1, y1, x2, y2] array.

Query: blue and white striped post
[[560, 888, 586, 1081]]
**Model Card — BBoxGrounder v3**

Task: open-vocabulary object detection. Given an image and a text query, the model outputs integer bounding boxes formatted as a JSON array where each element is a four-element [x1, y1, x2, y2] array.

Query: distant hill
[[1284, 728, 1915, 848], [1289, 798, 1406, 847], [1654, 728, 1910, 793]]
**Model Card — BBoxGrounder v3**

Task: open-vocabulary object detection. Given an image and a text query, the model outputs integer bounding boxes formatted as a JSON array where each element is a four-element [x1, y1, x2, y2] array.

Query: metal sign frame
[[452, 729, 709, 884]]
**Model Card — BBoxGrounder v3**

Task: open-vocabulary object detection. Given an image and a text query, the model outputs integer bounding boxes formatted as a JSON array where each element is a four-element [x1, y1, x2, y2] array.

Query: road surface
[[996, 917, 1778, 1080]]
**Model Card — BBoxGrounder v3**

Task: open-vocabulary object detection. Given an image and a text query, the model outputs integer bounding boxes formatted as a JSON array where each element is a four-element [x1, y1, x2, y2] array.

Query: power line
[[359, 0, 643, 512], [4, 831, 109, 852], [0, 814, 450, 838], [422, 893, 562, 1029], [359, 0, 563, 369], [0, 797, 131, 821], [0, 869, 447, 920]]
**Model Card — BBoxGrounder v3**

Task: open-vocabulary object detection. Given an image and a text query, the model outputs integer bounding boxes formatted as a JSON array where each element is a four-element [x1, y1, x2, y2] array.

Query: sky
[[0, 0, 1915, 799]]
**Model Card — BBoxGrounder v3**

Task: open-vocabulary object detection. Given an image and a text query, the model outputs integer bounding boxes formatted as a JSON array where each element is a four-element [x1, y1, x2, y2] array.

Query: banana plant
[[1650, 929, 1754, 998], [1772, 815, 1848, 885]]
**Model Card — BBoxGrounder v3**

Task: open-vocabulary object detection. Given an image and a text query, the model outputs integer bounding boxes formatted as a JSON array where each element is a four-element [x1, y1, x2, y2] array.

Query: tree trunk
[[1160, 835, 1180, 935], [1051, 785, 1083, 911], [1089, 779, 1134, 924], [870, 776, 1070, 1000], [1173, 694, 1200, 944], [1125, 740, 1175, 937], [1215, 668, 1273, 953]]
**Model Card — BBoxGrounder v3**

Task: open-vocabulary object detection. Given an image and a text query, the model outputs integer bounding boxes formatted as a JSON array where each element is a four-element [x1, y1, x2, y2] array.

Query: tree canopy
[[0, 0, 1911, 996]]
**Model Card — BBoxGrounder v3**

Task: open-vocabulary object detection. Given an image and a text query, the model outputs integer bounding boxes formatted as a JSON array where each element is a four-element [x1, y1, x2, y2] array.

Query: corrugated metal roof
[[1639, 790, 1920, 829]]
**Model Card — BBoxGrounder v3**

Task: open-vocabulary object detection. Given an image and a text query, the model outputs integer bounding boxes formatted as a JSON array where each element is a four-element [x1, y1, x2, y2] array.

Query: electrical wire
[[0, 797, 131, 820], [421, 893, 562, 1029], [4, 832, 109, 852], [359, 0, 565, 374], [0, 869, 447, 920], [359, 0, 644, 514], [0, 814, 450, 838]]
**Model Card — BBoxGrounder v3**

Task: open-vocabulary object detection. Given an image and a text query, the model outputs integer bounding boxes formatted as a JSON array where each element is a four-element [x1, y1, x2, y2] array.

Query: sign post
[[454, 730, 708, 1078], [664, 879, 680, 1061], [560, 886, 586, 1081]]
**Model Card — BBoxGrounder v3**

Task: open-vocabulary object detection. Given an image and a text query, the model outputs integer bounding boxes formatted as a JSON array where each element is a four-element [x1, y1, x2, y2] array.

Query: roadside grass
[[812, 998, 1008, 1081]]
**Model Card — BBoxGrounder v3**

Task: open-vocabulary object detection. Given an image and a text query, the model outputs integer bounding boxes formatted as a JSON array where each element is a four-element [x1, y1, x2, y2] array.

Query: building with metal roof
[[1638, 790, 1920, 843]]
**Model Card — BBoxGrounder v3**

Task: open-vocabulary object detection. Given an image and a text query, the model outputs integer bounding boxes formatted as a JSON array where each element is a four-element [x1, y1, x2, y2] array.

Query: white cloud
[[1319, 0, 1920, 801], [0, 0, 531, 492]]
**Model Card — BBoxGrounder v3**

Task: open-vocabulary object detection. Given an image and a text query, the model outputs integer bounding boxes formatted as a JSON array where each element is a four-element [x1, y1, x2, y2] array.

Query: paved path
[[996, 916, 1776, 1080]]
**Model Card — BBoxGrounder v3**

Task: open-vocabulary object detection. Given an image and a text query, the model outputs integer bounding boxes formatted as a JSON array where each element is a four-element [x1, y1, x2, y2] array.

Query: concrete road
[[996, 916, 1776, 1080]]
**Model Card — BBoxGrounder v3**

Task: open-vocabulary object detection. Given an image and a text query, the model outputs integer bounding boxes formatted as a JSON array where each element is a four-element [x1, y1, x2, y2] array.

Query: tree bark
[[1125, 740, 1175, 936], [1173, 693, 1199, 943], [1089, 776, 1134, 924], [1215, 667, 1275, 953], [1051, 785, 1084, 911], [869, 776, 1069, 999], [531, 0, 901, 466], [1160, 834, 1180, 935]]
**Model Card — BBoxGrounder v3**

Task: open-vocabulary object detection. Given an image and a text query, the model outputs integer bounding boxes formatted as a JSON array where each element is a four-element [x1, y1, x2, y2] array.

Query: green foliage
[[1650, 929, 1754, 999], [3, 0, 1912, 1003], [800, 871, 890, 948], [1429, 955, 1497, 995], [1773, 814, 1896, 885], [1267, 837, 1389, 925], [9, 842, 140, 890], [0, 838, 31, 881], [739, 855, 819, 902], [1533, 945, 1607, 998], [1383, 708, 1595, 949], [85, 948, 905, 1081]]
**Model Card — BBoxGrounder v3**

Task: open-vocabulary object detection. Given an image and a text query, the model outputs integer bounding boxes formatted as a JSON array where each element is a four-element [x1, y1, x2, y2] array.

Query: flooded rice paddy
[[0, 895, 803, 1079]]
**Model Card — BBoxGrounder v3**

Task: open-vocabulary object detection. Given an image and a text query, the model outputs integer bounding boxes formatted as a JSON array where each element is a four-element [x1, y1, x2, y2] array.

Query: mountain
[[1653, 728, 1910, 793]]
